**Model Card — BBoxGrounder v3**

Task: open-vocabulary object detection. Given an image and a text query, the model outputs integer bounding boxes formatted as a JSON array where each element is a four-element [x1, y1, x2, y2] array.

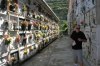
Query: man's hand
[[78, 38, 82, 41], [78, 38, 87, 42]]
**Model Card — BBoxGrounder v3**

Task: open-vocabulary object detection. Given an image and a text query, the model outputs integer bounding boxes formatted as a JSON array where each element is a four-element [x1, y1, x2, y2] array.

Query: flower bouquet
[[29, 46, 33, 51], [45, 37, 49, 43], [4, 37, 11, 45], [21, 21, 28, 31], [42, 25, 45, 29], [22, 4, 27, 12], [15, 35, 20, 43], [24, 49, 28, 55]]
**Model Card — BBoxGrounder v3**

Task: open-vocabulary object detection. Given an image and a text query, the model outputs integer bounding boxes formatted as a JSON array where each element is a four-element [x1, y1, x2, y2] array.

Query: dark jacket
[[70, 31, 87, 50]]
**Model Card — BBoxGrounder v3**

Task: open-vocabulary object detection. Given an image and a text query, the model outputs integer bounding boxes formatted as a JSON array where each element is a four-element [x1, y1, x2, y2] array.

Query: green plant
[[5, 38, 11, 45]]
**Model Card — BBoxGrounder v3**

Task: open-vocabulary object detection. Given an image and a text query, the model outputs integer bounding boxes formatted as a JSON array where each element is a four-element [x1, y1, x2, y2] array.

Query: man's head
[[75, 25, 80, 32]]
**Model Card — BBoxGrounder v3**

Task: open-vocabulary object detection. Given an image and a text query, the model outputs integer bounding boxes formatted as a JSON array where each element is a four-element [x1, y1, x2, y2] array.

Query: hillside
[[45, 0, 68, 20]]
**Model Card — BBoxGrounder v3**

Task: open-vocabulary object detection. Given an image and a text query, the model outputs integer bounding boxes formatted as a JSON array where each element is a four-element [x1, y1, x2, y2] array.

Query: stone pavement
[[20, 36, 74, 66]]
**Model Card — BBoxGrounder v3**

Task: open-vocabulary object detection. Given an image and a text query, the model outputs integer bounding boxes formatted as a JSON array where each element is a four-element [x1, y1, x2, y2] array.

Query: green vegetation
[[60, 20, 68, 35], [46, 0, 68, 34], [46, 0, 68, 20]]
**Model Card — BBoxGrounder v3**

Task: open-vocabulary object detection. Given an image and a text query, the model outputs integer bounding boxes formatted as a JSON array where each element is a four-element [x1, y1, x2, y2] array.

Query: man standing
[[70, 25, 87, 66]]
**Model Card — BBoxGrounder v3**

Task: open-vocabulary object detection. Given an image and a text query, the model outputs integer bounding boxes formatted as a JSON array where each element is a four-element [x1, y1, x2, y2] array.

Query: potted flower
[[22, 4, 27, 12], [22, 4, 27, 17], [15, 35, 20, 43], [29, 46, 33, 51], [21, 20, 28, 31], [42, 25, 45, 30], [24, 46, 28, 55], [4, 35, 11, 45], [24, 49, 28, 55]]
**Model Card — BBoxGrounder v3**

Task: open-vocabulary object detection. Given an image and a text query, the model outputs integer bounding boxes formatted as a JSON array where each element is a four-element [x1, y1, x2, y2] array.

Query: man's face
[[75, 26, 80, 32]]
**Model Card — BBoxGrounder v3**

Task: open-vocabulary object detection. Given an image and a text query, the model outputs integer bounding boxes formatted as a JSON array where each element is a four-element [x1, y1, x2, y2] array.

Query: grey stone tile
[[21, 37, 74, 66]]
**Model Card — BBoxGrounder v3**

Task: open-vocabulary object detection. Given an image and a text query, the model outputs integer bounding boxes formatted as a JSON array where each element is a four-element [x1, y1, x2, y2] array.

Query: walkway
[[20, 36, 74, 66]]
